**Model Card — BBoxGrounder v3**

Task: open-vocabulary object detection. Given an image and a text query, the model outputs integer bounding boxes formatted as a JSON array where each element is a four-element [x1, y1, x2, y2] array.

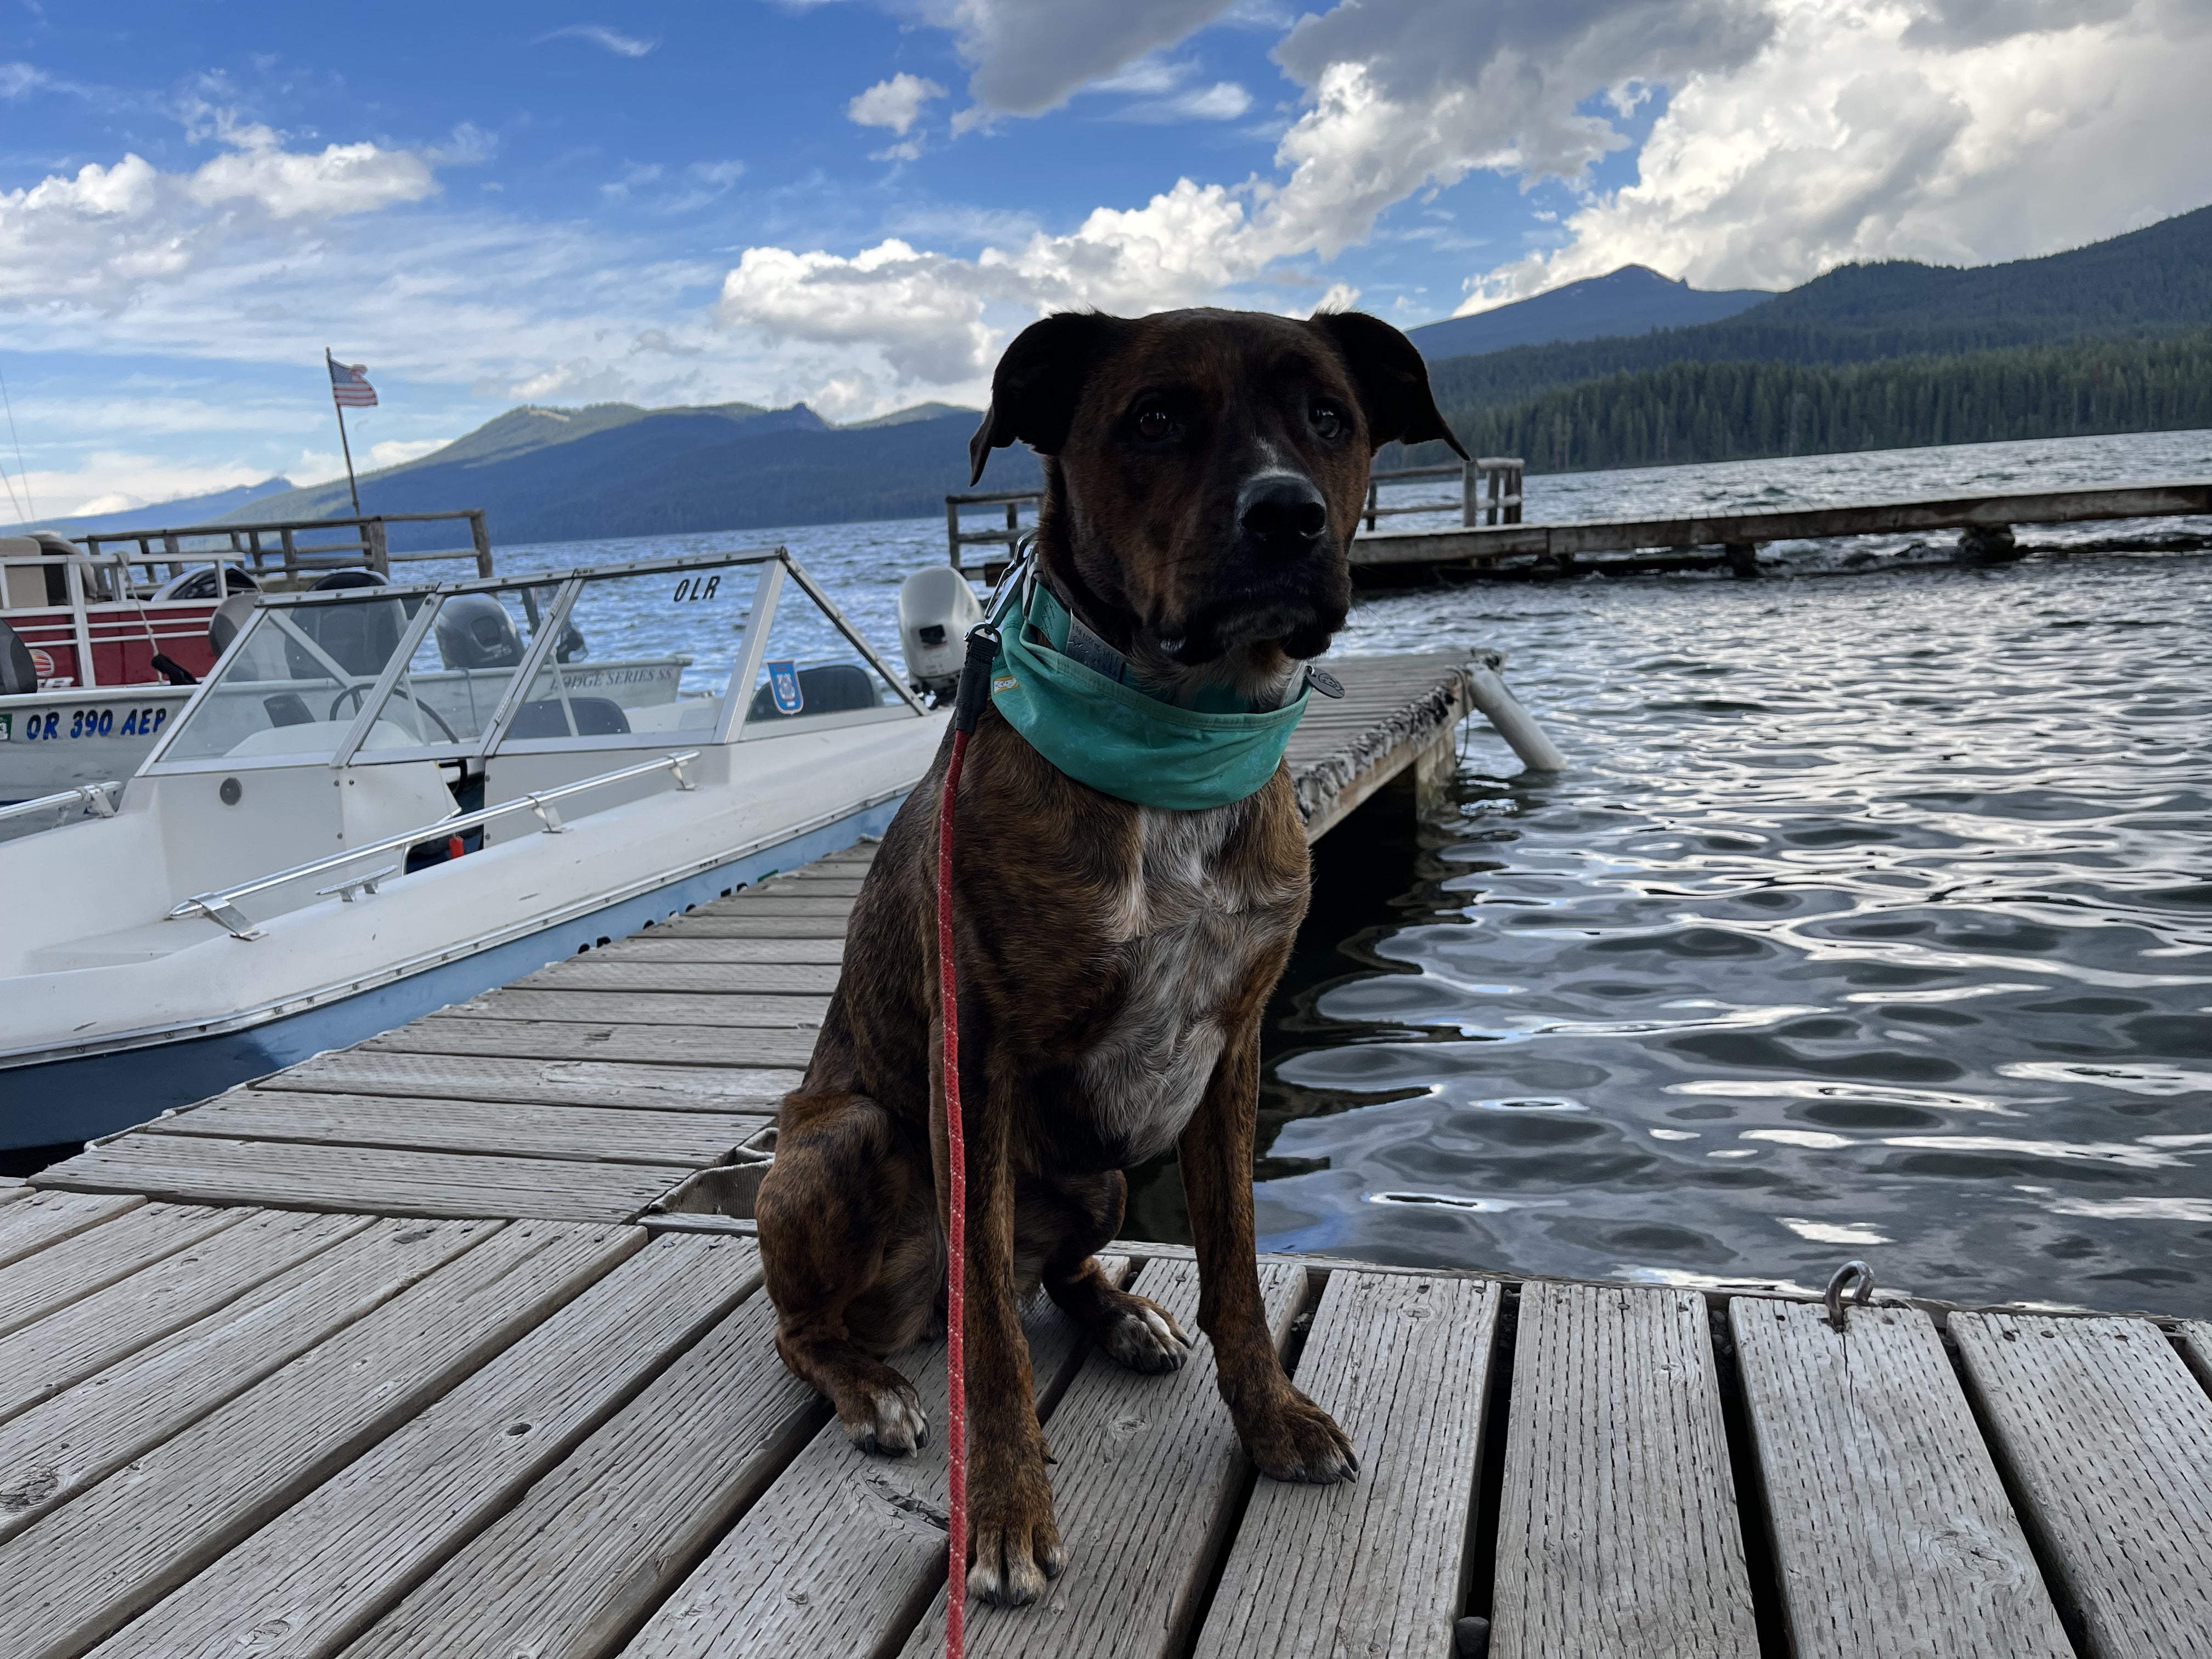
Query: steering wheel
[[328, 682, 461, 743]]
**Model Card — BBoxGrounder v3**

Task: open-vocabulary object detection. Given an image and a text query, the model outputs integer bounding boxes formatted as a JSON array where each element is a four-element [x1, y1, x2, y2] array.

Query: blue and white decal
[[766, 659, 804, 715]]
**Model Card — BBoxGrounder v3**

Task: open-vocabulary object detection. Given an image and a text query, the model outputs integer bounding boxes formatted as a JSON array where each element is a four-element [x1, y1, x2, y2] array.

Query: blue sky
[[3, 0, 2207, 520]]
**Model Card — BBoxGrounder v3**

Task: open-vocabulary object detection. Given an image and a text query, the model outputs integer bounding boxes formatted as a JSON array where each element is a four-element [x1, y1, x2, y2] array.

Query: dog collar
[[984, 574, 1315, 811]]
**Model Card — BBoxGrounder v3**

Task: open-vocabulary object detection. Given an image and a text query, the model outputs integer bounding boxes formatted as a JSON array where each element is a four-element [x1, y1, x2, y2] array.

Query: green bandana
[[986, 575, 1310, 811]]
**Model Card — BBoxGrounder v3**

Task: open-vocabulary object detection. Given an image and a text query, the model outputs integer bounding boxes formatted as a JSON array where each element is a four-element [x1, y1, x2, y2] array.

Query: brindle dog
[[757, 306, 1465, 1605]]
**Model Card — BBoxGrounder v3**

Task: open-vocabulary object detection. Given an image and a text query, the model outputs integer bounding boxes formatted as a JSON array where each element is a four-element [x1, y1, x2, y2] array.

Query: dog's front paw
[[842, 1378, 929, 1457], [967, 1484, 1064, 1607], [1101, 1294, 1192, 1374], [1240, 1386, 1359, 1485]]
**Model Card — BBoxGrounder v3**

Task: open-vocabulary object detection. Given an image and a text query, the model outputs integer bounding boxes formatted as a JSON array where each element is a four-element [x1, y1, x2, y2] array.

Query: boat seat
[[747, 663, 882, 721], [507, 696, 632, 740]]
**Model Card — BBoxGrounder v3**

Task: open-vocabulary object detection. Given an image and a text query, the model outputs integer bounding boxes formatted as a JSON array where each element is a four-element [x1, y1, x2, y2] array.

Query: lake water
[[506, 428, 2212, 1317]]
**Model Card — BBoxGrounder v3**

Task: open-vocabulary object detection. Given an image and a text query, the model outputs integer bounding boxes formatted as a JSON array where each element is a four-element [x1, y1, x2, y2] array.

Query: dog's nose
[[1237, 476, 1329, 554]]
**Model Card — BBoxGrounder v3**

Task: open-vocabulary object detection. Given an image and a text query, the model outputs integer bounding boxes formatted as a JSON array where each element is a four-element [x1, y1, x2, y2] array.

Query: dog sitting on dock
[[757, 306, 1466, 1605]]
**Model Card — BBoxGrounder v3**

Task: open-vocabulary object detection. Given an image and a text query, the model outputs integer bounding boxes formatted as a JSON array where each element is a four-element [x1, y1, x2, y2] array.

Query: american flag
[[329, 358, 378, 408]]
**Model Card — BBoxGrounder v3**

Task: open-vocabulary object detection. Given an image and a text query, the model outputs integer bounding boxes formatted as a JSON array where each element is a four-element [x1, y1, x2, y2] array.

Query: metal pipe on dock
[[1465, 651, 1567, 772]]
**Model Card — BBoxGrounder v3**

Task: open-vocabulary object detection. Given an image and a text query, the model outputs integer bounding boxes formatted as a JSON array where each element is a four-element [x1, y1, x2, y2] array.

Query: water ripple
[[1243, 430, 2212, 1313]]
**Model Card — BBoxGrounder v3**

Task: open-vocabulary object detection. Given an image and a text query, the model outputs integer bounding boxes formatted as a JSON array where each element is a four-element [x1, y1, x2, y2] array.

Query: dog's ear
[[968, 311, 1125, 485], [1310, 309, 1469, 460]]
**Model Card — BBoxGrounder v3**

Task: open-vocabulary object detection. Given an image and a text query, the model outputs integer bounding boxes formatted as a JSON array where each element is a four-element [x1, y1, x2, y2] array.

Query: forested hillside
[[219, 401, 1037, 549], [1420, 204, 2212, 421], [1403, 329, 2212, 474]]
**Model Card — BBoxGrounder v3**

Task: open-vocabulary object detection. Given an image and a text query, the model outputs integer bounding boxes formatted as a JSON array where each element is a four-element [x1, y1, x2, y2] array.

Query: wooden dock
[[946, 475, 2212, 585], [9, 648, 2212, 1657], [1351, 477, 2212, 579]]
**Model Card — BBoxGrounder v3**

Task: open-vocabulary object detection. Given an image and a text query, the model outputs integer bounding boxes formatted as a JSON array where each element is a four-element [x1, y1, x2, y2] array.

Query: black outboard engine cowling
[[435, 592, 525, 669]]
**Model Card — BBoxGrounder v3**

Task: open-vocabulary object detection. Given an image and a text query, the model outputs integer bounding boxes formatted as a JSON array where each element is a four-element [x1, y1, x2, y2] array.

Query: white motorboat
[[0, 510, 491, 802], [0, 544, 947, 1148]]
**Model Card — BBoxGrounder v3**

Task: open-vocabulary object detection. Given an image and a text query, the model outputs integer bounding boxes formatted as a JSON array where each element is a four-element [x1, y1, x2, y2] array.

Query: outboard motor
[[435, 592, 525, 669], [898, 566, 984, 703], [207, 592, 259, 659]]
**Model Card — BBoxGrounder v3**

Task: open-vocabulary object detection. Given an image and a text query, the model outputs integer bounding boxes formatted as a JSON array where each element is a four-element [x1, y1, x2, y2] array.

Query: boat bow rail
[[167, 749, 704, 940], [0, 778, 121, 838]]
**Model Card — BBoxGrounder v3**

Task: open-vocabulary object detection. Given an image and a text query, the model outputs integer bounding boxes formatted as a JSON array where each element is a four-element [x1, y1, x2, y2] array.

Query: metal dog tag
[[1305, 667, 1345, 698]]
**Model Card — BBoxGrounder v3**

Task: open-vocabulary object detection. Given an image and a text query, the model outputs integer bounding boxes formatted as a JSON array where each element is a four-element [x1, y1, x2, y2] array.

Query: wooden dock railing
[[944, 459, 1527, 572], [80, 509, 494, 586], [1361, 458, 1524, 532]]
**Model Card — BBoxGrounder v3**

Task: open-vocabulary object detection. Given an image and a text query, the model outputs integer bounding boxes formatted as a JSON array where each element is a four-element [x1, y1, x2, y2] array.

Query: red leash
[[937, 722, 972, 1659], [938, 625, 997, 1659]]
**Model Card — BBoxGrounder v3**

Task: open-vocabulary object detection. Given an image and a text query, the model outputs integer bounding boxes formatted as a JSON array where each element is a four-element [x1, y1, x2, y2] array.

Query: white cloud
[[715, 0, 1774, 381], [927, 0, 1243, 120], [368, 436, 455, 468], [716, 177, 1256, 381], [718, 238, 999, 382], [1111, 79, 1251, 122], [1464, 0, 2212, 306], [17, 452, 273, 522], [847, 72, 946, 136], [185, 129, 437, 219], [535, 24, 658, 58], [0, 122, 443, 323]]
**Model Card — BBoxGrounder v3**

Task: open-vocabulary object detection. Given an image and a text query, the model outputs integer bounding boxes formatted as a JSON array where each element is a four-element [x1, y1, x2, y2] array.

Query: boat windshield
[[345, 582, 569, 757], [150, 550, 919, 768], [483, 556, 912, 752], [156, 589, 428, 764]]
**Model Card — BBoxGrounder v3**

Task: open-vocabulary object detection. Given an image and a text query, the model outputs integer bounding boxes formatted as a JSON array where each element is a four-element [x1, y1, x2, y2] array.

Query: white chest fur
[[1079, 802, 1293, 1165]]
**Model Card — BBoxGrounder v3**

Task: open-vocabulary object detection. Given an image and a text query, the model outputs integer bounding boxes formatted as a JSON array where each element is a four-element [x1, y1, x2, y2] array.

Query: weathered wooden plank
[[0, 1209, 366, 1427], [1193, 1272, 1498, 1659], [650, 915, 854, 939], [150, 1090, 762, 1168], [1733, 1299, 2067, 1657], [524, 960, 844, 994], [0, 1203, 244, 1340], [0, 1219, 492, 1544], [1951, 1311, 2212, 1657], [680, 894, 855, 917], [92, 1234, 764, 1659], [370, 1017, 820, 1069], [0, 1191, 145, 1271], [0, 1218, 637, 1659], [757, 875, 866, 894], [2178, 1319, 2212, 1390], [342, 1284, 824, 1658], [36, 1138, 681, 1223], [898, 1259, 1308, 1659], [580, 935, 846, 965], [449, 989, 831, 1028], [258, 1051, 801, 1113], [0, 1181, 25, 1204], [626, 1259, 1130, 1659], [1494, 1283, 1757, 1659]]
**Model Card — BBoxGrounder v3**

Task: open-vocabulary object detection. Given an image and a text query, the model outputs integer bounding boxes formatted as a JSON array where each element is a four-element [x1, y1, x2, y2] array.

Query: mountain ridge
[[1407, 265, 1773, 360]]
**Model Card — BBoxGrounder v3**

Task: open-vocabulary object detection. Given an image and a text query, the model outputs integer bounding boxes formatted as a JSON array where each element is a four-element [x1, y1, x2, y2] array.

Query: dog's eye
[[1134, 407, 1174, 442], [1310, 402, 1346, 439]]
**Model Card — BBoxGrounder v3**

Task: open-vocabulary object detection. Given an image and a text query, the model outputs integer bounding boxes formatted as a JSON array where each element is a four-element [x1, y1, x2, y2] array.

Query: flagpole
[[326, 347, 363, 516]]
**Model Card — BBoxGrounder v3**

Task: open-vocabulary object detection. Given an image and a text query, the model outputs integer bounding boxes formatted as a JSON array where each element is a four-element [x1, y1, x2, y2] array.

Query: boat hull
[[0, 793, 895, 1150], [0, 685, 191, 803]]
